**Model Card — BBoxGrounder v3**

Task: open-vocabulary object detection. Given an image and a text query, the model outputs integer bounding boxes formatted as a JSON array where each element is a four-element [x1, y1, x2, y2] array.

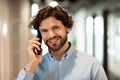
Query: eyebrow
[[39, 28, 47, 31]]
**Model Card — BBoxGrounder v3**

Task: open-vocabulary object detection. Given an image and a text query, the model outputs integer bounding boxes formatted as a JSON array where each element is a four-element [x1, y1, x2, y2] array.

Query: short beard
[[45, 35, 67, 52]]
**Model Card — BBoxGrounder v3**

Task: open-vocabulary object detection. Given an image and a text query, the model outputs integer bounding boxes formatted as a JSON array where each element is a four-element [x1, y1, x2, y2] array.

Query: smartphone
[[34, 29, 42, 55]]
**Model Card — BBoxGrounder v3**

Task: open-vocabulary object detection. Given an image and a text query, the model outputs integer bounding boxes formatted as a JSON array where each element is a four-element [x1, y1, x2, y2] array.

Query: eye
[[53, 26, 59, 30]]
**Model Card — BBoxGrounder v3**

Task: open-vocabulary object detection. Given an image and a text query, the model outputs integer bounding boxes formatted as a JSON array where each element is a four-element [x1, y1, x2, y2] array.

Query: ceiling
[[32, 0, 120, 13]]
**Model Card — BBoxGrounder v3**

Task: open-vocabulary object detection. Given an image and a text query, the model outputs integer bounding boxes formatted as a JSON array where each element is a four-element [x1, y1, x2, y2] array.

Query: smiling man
[[16, 4, 108, 80]]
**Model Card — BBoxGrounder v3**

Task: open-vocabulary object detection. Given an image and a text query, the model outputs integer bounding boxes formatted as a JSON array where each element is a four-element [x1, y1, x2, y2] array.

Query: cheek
[[61, 30, 68, 36], [41, 34, 47, 42], [42, 36, 47, 42], [58, 29, 67, 35]]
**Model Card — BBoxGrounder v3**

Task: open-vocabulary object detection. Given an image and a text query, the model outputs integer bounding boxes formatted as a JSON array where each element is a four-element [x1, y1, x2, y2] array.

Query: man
[[16, 4, 108, 80]]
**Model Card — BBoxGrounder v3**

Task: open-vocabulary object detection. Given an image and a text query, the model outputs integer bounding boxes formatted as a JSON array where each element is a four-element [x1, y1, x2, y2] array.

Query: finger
[[28, 44, 41, 57], [29, 38, 40, 44], [34, 44, 41, 50], [31, 37, 40, 41], [29, 39, 41, 45], [35, 49, 43, 57], [29, 40, 41, 46], [31, 44, 41, 50]]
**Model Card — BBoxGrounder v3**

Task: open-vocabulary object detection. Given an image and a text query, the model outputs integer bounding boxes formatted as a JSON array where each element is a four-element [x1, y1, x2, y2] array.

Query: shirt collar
[[62, 42, 75, 60], [48, 42, 75, 61]]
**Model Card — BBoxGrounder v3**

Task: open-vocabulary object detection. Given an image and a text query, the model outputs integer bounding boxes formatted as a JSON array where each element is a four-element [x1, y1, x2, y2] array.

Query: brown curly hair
[[29, 5, 74, 30]]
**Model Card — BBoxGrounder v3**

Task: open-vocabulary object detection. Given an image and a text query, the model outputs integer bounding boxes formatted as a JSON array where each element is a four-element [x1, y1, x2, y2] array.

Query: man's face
[[39, 17, 70, 51]]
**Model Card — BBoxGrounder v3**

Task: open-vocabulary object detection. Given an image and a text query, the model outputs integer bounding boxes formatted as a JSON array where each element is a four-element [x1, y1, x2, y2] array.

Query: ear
[[66, 27, 71, 33]]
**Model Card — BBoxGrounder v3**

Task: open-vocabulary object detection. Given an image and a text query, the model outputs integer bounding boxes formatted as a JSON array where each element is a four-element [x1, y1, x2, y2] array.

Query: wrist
[[24, 61, 39, 73]]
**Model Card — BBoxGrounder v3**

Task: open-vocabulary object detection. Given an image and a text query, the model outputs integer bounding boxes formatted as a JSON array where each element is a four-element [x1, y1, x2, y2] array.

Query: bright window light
[[86, 17, 94, 56], [94, 16, 104, 36], [31, 3, 39, 17], [49, 1, 58, 7], [86, 17, 93, 35], [94, 15, 104, 64], [30, 28, 37, 36], [2, 20, 8, 36]]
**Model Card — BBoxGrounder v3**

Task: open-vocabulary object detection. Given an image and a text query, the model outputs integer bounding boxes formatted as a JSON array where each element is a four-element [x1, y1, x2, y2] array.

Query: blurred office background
[[0, 0, 120, 80]]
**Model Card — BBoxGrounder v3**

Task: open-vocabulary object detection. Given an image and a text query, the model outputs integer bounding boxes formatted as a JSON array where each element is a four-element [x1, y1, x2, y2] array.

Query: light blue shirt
[[16, 45, 108, 80]]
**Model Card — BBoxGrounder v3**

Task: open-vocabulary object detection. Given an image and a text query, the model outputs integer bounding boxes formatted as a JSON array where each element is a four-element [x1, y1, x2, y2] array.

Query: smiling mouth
[[46, 36, 62, 45], [48, 38, 59, 44]]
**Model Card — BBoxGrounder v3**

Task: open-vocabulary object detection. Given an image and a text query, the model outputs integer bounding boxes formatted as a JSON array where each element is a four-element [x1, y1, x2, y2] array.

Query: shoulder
[[74, 49, 101, 66], [76, 50, 105, 72]]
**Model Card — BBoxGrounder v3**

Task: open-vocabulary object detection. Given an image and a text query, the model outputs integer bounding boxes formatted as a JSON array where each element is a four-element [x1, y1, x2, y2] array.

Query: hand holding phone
[[34, 29, 42, 55], [26, 32, 42, 73]]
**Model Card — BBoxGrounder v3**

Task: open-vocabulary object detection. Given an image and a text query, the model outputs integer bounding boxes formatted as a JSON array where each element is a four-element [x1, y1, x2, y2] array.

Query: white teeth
[[50, 39, 56, 42], [49, 38, 58, 43]]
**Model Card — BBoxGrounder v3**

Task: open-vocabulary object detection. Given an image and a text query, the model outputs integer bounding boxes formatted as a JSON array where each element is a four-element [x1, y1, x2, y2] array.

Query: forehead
[[40, 16, 64, 29]]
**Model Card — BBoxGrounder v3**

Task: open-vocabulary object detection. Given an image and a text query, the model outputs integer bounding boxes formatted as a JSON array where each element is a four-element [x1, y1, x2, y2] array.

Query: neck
[[50, 41, 70, 60]]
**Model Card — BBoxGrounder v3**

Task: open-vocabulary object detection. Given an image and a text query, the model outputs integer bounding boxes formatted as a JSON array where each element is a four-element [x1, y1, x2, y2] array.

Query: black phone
[[34, 29, 42, 55]]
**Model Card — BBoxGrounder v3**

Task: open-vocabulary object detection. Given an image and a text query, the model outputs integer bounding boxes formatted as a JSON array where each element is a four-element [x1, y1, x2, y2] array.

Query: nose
[[47, 31, 56, 39]]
